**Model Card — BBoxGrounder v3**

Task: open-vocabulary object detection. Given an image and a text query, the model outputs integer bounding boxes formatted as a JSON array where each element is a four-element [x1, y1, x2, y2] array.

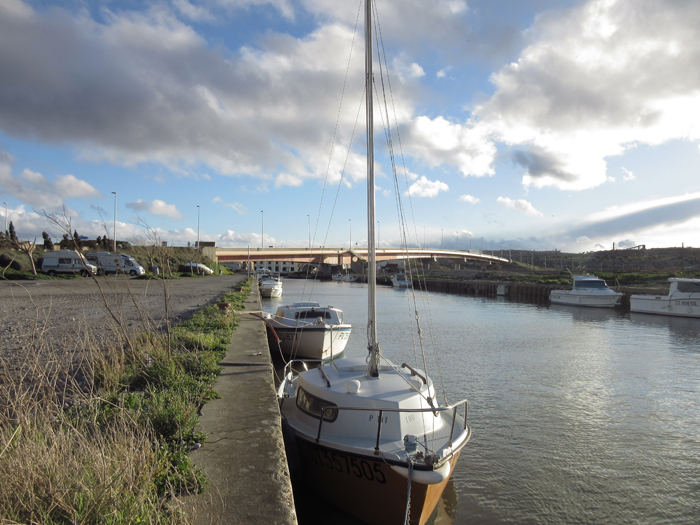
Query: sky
[[1, 0, 700, 253]]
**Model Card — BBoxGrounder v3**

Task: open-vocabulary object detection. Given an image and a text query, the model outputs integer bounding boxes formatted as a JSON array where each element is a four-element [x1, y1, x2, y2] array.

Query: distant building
[[254, 260, 303, 274]]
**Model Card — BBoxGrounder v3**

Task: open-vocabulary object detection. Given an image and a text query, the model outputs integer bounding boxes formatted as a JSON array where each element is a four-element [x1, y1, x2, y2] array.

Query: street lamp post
[[307, 214, 310, 249], [441, 229, 443, 250], [261, 211, 264, 249], [378, 221, 380, 248], [349, 219, 352, 250], [196, 205, 200, 251], [111, 192, 117, 252]]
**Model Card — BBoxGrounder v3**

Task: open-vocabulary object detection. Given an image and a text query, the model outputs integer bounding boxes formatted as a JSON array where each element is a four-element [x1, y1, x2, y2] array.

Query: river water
[[262, 278, 700, 524]]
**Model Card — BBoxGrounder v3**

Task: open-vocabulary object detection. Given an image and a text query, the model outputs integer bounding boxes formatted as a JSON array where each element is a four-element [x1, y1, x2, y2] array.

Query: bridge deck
[[215, 247, 508, 265]]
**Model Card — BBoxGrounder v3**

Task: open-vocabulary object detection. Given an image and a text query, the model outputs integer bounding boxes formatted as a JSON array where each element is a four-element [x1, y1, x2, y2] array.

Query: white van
[[86, 252, 145, 276], [42, 250, 98, 277], [118, 254, 146, 276]]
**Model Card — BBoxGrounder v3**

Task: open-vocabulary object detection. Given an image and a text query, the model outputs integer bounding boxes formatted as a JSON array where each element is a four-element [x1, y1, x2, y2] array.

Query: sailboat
[[277, 2, 471, 524]]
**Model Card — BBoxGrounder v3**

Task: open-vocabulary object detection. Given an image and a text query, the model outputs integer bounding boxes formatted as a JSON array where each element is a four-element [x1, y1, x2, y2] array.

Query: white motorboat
[[259, 272, 283, 298], [333, 273, 358, 282], [550, 275, 622, 307], [630, 278, 700, 317], [264, 302, 351, 360], [277, 3, 470, 523], [391, 273, 411, 288]]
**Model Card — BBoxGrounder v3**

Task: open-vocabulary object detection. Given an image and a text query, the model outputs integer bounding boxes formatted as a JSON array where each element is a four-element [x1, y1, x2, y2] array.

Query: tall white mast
[[366, 0, 380, 377]]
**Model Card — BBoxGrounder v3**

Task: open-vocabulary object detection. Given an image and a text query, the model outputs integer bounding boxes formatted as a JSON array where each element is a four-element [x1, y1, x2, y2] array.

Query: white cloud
[[403, 116, 496, 177], [126, 199, 183, 221], [497, 196, 543, 217], [275, 172, 303, 188], [0, 156, 101, 210], [172, 0, 216, 22], [459, 194, 479, 204], [406, 176, 449, 198], [393, 55, 425, 80], [224, 202, 247, 215], [622, 167, 635, 181], [437, 66, 452, 79], [469, 0, 700, 191], [54, 174, 101, 199]]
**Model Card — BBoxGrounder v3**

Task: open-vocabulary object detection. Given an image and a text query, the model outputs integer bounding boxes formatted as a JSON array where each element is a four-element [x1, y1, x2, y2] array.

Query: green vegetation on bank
[[0, 278, 252, 524]]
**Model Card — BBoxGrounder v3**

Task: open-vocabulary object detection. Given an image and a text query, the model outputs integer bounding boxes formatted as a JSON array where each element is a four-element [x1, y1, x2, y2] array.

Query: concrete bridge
[[214, 246, 509, 267]]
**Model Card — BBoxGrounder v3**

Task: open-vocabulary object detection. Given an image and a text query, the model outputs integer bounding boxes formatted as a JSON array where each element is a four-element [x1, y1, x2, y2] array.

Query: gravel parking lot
[[0, 274, 247, 363]]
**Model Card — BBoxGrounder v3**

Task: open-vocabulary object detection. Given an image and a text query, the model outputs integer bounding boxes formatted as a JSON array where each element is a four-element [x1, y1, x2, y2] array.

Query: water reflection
[[548, 303, 627, 324], [629, 312, 700, 352]]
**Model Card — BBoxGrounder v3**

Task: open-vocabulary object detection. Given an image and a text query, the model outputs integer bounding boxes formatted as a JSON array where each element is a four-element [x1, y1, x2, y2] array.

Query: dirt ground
[[0, 274, 247, 363]]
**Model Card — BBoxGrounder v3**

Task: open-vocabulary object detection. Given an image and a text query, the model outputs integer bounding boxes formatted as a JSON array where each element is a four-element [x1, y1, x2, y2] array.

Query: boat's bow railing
[[281, 359, 322, 379], [315, 400, 469, 455]]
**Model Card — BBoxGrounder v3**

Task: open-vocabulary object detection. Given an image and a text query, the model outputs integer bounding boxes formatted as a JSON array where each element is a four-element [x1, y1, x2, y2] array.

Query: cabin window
[[295, 310, 331, 320], [296, 387, 338, 422], [574, 280, 606, 289], [677, 282, 700, 293], [58, 258, 71, 264]]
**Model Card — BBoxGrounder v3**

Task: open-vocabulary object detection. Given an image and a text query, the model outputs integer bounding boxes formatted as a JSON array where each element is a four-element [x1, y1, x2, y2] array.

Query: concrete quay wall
[[415, 278, 672, 310], [190, 282, 297, 525], [418, 279, 557, 302]]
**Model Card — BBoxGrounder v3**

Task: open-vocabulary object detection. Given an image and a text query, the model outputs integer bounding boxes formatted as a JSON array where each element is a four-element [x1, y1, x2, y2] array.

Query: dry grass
[[0, 326, 185, 524], [0, 278, 251, 524]]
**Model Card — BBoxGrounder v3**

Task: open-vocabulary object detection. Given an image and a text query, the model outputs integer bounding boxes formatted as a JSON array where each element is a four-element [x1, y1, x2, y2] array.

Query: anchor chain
[[404, 458, 414, 525]]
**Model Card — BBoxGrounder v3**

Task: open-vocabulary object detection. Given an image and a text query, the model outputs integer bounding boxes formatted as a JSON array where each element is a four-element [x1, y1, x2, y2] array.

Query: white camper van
[[41, 250, 97, 277], [118, 254, 146, 276], [86, 252, 145, 276]]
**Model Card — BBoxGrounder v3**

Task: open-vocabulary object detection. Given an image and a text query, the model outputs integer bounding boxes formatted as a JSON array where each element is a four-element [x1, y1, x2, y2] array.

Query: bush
[[0, 252, 27, 271]]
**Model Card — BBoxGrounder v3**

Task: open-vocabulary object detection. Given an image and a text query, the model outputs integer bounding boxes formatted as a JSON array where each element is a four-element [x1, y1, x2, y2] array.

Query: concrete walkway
[[190, 278, 297, 525]]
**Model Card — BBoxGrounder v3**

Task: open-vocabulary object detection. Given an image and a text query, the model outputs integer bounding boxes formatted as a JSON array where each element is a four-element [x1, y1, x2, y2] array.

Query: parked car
[[41, 250, 98, 277], [85, 252, 145, 276], [180, 262, 214, 275]]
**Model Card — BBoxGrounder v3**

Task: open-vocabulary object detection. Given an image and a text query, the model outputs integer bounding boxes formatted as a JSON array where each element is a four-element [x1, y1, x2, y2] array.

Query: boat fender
[[390, 461, 451, 485], [343, 380, 361, 394]]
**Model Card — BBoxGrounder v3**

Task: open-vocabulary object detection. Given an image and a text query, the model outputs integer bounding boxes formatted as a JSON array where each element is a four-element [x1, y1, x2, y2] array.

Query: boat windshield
[[676, 281, 700, 293], [295, 310, 332, 320], [574, 280, 607, 289]]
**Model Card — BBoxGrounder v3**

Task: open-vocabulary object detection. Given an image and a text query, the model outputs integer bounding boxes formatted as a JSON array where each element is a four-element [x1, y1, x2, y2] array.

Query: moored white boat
[[259, 272, 283, 298], [630, 278, 700, 317], [550, 275, 622, 307], [391, 273, 411, 288], [333, 273, 357, 282], [277, 2, 470, 523], [278, 358, 469, 525], [264, 302, 351, 360]]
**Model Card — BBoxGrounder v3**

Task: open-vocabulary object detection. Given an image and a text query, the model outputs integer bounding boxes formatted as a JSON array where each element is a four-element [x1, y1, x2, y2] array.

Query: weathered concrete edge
[[189, 278, 298, 525]]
